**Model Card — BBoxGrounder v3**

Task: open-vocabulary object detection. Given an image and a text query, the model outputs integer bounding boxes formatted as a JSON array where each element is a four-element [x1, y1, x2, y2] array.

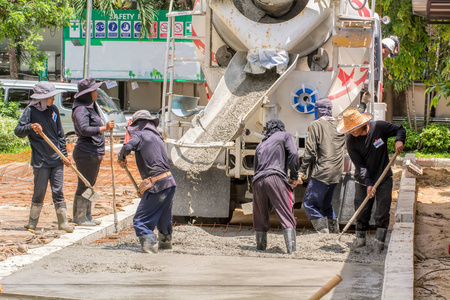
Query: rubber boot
[[355, 231, 367, 248], [73, 196, 96, 226], [139, 234, 158, 253], [24, 203, 43, 231], [54, 202, 74, 233], [86, 201, 101, 225], [283, 228, 297, 255], [328, 218, 340, 234], [310, 217, 329, 234], [375, 228, 388, 254], [158, 233, 172, 250], [255, 231, 267, 251]]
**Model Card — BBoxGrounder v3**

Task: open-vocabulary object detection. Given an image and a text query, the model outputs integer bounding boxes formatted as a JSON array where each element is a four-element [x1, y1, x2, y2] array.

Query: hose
[[348, 0, 367, 11]]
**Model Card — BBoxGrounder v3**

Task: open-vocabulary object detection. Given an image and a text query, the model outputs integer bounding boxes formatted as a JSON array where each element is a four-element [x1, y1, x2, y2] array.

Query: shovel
[[38, 131, 100, 202], [124, 165, 139, 194], [338, 152, 399, 240]]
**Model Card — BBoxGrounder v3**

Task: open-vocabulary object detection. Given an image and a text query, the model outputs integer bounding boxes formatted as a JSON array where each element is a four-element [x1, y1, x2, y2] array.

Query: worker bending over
[[15, 82, 73, 233], [118, 110, 176, 254], [337, 108, 405, 253], [252, 119, 300, 255], [300, 98, 345, 233]]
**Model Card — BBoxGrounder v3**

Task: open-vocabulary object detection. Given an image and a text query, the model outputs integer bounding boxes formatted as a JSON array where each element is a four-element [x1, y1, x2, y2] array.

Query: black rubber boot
[[86, 201, 101, 225], [375, 228, 388, 254], [355, 231, 367, 248], [328, 219, 339, 234], [158, 233, 172, 250], [73, 196, 96, 226], [24, 203, 43, 231], [283, 228, 296, 255], [54, 202, 74, 233], [139, 234, 158, 253], [310, 217, 329, 234], [255, 231, 267, 251]]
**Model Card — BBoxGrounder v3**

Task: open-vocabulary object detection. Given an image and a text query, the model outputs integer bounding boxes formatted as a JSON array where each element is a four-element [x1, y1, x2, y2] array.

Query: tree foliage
[[69, 0, 156, 39], [379, 0, 450, 89], [0, 0, 74, 78]]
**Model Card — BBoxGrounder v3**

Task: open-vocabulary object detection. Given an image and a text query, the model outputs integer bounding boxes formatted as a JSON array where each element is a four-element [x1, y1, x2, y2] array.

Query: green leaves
[[419, 123, 450, 153], [0, 0, 74, 77], [0, 115, 29, 153]]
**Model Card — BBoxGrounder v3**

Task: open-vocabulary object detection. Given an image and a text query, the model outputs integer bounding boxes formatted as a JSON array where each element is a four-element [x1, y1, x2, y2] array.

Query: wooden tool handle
[[110, 129, 118, 232], [38, 131, 94, 189], [308, 274, 342, 300], [124, 165, 139, 193], [339, 152, 399, 239]]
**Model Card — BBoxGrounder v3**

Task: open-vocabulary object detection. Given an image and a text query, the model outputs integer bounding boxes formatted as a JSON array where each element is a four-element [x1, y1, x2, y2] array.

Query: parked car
[[0, 79, 128, 142]]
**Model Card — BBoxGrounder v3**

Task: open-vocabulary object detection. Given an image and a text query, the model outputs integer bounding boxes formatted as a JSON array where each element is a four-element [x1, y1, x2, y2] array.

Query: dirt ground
[[414, 167, 450, 299], [0, 145, 140, 261]]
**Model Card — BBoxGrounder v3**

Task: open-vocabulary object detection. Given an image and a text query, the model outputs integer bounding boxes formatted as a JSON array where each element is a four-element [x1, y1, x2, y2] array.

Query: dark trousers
[[73, 148, 103, 196], [133, 186, 176, 237], [253, 175, 296, 232], [31, 165, 65, 204], [354, 177, 393, 231], [303, 178, 337, 220]]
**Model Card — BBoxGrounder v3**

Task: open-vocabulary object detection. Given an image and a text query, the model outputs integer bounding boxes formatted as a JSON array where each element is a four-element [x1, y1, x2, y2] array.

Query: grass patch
[[0, 147, 31, 165]]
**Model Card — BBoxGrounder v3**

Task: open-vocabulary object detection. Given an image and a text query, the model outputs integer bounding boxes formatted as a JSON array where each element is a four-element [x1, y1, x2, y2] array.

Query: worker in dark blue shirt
[[253, 119, 300, 255], [118, 110, 176, 254], [338, 108, 405, 253], [15, 82, 73, 233]]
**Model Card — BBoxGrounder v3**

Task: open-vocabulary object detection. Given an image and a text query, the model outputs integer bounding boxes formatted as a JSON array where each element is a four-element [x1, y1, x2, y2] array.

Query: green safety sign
[[64, 10, 193, 42]]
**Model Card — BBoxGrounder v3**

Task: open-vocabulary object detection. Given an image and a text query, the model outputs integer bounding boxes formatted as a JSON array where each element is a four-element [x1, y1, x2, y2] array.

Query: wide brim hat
[[131, 110, 160, 127], [74, 77, 104, 98], [30, 82, 64, 99], [337, 107, 373, 134]]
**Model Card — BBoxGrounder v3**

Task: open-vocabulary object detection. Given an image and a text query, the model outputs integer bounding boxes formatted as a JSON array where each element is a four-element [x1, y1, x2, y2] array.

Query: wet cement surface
[[1, 243, 383, 300]]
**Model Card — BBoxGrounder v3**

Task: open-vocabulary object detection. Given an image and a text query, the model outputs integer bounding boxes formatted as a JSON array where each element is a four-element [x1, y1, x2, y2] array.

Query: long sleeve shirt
[[299, 117, 346, 185], [72, 105, 105, 155], [253, 131, 299, 185], [347, 120, 406, 187], [15, 105, 67, 168], [118, 124, 176, 194]]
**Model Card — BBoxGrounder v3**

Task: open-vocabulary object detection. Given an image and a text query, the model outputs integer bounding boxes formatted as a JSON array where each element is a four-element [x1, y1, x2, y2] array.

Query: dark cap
[[74, 77, 103, 98]]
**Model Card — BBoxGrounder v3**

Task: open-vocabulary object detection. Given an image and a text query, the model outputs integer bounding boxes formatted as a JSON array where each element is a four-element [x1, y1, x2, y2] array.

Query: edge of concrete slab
[[382, 153, 417, 299], [395, 156, 450, 168], [0, 198, 140, 280]]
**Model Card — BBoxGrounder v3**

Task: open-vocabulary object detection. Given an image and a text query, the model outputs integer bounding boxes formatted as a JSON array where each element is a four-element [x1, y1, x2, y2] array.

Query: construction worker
[[299, 98, 345, 234], [337, 108, 405, 253], [72, 77, 114, 226], [252, 119, 300, 255], [117, 110, 176, 254], [14, 82, 74, 233]]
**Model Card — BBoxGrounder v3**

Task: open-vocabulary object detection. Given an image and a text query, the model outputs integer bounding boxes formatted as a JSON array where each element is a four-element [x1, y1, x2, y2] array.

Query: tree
[[379, 0, 450, 129], [0, 0, 74, 79], [70, 0, 156, 38]]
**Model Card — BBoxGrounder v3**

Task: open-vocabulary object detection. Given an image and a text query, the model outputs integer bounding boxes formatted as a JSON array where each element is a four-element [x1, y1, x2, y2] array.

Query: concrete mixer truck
[[160, 0, 385, 222]]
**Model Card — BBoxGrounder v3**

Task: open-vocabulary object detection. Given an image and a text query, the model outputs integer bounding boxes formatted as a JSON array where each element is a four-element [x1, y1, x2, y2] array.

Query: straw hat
[[337, 108, 373, 134]]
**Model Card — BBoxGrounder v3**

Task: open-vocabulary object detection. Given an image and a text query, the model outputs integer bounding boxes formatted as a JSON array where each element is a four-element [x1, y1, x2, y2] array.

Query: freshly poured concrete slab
[[1, 247, 383, 300], [0, 198, 140, 280]]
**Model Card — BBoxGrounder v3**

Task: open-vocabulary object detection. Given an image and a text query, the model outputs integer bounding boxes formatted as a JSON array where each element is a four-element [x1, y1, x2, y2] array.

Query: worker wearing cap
[[117, 110, 176, 254], [299, 98, 345, 234], [337, 108, 405, 253], [72, 77, 114, 226], [14, 82, 73, 233], [252, 119, 300, 255], [382, 36, 399, 59]]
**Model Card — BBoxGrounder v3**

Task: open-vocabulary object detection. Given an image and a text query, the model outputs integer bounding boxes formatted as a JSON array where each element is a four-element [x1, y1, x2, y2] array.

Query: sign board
[[63, 10, 203, 82]]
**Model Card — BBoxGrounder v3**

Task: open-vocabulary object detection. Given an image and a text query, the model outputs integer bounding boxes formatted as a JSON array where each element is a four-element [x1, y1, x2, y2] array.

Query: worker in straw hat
[[117, 110, 176, 254], [337, 108, 405, 253], [14, 82, 74, 233]]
